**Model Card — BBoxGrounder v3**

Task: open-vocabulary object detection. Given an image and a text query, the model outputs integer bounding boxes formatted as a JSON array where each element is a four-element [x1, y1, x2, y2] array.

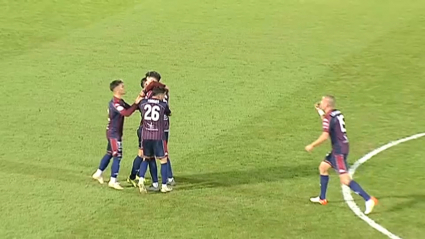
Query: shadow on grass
[[379, 194, 425, 213], [1, 159, 317, 191], [175, 163, 316, 191]]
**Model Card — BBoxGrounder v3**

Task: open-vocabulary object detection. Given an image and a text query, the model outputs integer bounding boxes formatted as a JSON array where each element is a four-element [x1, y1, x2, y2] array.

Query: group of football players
[[92, 71, 174, 193], [89, 72, 379, 214]]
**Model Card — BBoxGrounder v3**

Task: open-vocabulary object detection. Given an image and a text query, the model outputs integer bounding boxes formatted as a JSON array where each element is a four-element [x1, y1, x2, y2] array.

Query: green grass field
[[1, 0, 425, 238]]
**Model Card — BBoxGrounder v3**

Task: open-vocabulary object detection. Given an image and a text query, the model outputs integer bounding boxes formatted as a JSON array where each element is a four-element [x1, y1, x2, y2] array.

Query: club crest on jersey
[[147, 122, 154, 129]]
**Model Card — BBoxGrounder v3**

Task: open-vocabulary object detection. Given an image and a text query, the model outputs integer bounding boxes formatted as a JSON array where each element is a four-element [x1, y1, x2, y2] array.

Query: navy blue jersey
[[106, 97, 137, 139], [139, 99, 171, 140], [322, 109, 349, 154]]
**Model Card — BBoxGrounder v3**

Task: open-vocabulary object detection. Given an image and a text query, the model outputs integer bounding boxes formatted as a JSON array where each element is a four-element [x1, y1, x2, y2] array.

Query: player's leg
[[138, 140, 153, 193], [310, 153, 332, 204], [154, 140, 172, 193], [336, 154, 378, 214], [108, 138, 124, 190], [158, 157, 172, 193], [147, 159, 159, 191], [164, 132, 175, 186], [128, 128, 143, 186], [128, 148, 144, 187], [138, 158, 150, 193], [92, 140, 113, 184]]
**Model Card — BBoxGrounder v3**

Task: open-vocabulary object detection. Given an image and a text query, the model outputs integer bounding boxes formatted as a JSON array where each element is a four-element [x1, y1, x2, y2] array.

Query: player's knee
[[339, 174, 351, 185], [159, 157, 167, 164], [138, 149, 144, 157], [318, 163, 329, 174]]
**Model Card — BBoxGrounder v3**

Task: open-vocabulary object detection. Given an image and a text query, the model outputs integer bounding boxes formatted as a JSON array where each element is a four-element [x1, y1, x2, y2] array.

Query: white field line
[[341, 133, 425, 239]]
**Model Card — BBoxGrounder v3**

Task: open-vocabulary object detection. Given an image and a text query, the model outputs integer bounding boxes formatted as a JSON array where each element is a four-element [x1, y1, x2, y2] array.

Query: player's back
[[323, 110, 349, 154], [143, 90, 170, 131], [139, 99, 170, 140]]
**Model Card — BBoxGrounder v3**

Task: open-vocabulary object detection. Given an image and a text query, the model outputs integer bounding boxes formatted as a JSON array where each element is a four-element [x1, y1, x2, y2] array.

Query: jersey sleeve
[[144, 82, 166, 93], [113, 102, 125, 112], [165, 105, 171, 116], [122, 100, 131, 109], [114, 102, 138, 117], [322, 116, 330, 133]]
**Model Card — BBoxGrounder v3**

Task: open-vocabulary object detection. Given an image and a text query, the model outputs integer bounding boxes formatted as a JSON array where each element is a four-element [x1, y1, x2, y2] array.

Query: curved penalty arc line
[[341, 132, 425, 239]]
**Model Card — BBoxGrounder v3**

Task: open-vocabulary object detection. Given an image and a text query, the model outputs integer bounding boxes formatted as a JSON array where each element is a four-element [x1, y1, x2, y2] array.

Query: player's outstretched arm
[[143, 81, 167, 94], [119, 104, 138, 117], [305, 132, 329, 152], [117, 96, 142, 117]]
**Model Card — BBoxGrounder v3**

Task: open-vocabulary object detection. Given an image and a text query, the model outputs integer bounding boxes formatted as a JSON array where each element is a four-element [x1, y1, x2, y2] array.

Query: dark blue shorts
[[143, 140, 168, 159], [324, 152, 349, 174], [107, 138, 122, 158], [137, 127, 143, 149]]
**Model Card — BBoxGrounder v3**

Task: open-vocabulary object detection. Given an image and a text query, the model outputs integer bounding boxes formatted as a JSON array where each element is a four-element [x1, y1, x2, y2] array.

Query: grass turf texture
[[1, 0, 425, 238]]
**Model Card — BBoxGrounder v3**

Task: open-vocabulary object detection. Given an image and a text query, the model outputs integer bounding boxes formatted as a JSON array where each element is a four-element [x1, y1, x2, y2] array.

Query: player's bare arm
[[144, 81, 166, 93], [305, 132, 329, 152]]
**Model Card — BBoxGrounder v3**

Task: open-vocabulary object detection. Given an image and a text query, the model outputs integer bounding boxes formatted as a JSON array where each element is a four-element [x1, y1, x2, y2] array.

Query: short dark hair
[[145, 71, 161, 82], [110, 80, 123, 91], [140, 77, 147, 88], [152, 86, 167, 96]]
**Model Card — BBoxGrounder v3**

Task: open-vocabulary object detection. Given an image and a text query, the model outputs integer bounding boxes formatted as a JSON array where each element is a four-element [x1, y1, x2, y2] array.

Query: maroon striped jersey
[[106, 97, 138, 139], [144, 90, 170, 132], [322, 109, 349, 154], [139, 98, 171, 140]]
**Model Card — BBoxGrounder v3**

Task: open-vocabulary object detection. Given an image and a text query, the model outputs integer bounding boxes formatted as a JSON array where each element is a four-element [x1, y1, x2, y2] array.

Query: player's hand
[[139, 90, 146, 98], [135, 94, 143, 104], [305, 144, 314, 152], [314, 102, 325, 117], [314, 102, 321, 110]]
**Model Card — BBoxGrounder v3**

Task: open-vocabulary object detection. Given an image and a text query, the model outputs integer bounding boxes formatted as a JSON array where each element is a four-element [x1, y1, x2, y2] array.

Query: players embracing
[[137, 86, 173, 193], [92, 71, 175, 194]]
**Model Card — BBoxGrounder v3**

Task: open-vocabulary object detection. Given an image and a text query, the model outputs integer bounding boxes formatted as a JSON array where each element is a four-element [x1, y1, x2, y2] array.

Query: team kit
[[90, 71, 378, 215]]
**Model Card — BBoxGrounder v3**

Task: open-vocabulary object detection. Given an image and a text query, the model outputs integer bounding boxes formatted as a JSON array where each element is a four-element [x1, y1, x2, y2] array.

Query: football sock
[[349, 180, 371, 201], [94, 169, 103, 177], [129, 156, 143, 180], [99, 154, 112, 171], [110, 177, 116, 184], [167, 157, 174, 179], [111, 157, 121, 178], [152, 182, 159, 188], [161, 162, 168, 185], [138, 160, 149, 178], [148, 160, 158, 183], [320, 175, 329, 200]]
